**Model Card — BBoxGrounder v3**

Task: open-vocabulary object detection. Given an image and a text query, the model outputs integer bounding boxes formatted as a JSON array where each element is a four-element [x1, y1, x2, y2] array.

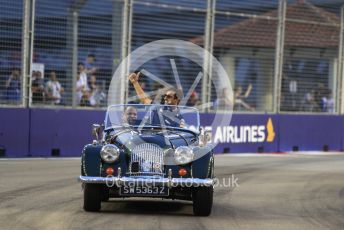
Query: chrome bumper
[[78, 175, 214, 187]]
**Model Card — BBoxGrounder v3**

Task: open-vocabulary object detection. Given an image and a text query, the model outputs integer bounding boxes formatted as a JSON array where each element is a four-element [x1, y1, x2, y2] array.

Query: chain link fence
[[0, 0, 343, 114], [0, 1, 23, 106], [281, 0, 341, 113]]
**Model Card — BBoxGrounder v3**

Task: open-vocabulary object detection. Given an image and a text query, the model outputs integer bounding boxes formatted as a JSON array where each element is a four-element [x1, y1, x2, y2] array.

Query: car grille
[[129, 143, 165, 176]]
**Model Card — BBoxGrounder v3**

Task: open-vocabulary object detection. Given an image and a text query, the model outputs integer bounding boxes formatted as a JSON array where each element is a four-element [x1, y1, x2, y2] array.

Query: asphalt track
[[0, 153, 343, 230]]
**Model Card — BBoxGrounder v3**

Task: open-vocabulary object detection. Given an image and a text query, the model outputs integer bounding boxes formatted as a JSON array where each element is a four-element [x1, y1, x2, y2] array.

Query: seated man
[[151, 105, 185, 128], [123, 106, 138, 126]]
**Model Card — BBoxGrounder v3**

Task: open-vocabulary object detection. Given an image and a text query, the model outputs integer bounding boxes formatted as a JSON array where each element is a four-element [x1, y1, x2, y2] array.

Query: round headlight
[[100, 144, 120, 163], [174, 146, 194, 164]]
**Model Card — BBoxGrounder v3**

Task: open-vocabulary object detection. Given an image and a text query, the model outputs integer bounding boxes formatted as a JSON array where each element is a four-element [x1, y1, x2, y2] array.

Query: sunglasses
[[127, 112, 137, 116], [164, 94, 176, 99]]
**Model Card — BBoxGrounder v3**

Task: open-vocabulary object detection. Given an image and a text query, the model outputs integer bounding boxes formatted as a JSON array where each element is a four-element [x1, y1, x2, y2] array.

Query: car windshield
[[105, 104, 200, 133]]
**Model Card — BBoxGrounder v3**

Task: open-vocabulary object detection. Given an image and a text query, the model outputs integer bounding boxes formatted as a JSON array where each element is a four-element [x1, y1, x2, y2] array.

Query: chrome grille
[[129, 143, 164, 176]]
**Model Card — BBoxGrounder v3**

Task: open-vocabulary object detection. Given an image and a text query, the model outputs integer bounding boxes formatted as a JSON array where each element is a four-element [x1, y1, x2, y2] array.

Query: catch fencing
[[0, 0, 343, 114]]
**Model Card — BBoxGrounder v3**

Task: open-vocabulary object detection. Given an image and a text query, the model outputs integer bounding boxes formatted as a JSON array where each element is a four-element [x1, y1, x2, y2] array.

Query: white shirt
[[46, 80, 61, 104], [76, 72, 89, 103]]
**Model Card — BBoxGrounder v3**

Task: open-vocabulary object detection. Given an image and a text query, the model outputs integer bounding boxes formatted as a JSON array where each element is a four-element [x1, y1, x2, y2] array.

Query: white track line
[[218, 152, 344, 157], [0, 157, 80, 161]]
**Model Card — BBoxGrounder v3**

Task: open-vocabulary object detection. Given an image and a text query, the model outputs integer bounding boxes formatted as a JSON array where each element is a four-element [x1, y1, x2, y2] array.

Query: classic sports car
[[78, 104, 214, 216]]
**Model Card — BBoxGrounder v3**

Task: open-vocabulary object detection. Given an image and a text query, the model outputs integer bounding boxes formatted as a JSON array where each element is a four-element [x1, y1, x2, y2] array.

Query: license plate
[[120, 186, 169, 196]]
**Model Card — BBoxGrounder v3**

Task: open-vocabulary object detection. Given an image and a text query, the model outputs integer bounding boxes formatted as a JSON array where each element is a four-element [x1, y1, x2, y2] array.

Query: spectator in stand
[[214, 87, 232, 111], [76, 63, 90, 106], [314, 83, 327, 111], [186, 90, 201, 107], [233, 84, 254, 111], [5, 68, 21, 103], [84, 54, 97, 77], [31, 71, 45, 104], [76, 76, 89, 106], [45, 71, 64, 105], [88, 74, 105, 107], [321, 89, 334, 113], [300, 90, 319, 112]]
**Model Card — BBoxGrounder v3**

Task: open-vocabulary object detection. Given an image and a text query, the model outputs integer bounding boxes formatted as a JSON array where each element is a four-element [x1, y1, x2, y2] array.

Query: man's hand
[[128, 72, 140, 84], [128, 71, 152, 104]]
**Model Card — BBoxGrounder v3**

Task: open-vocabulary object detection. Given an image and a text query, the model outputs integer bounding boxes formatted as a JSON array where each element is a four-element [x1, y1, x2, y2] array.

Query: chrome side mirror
[[205, 131, 212, 143], [204, 131, 211, 143], [92, 124, 101, 143], [199, 127, 212, 146]]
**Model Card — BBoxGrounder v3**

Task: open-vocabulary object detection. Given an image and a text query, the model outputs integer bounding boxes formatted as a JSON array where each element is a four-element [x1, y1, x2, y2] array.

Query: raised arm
[[128, 72, 152, 104], [243, 84, 252, 98]]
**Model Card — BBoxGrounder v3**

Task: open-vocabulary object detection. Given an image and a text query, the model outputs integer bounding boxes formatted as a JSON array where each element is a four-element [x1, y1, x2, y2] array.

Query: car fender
[[191, 146, 214, 179], [81, 144, 102, 176]]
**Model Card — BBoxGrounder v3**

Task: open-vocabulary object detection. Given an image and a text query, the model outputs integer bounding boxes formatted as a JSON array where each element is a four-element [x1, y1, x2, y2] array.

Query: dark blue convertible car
[[78, 104, 214, 216]]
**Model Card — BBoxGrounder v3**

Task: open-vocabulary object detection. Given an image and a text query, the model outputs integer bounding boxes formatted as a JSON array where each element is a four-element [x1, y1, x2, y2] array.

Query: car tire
[[192, 186, 213, 216], [101, 186, 110, 202], [84, 184, 101, 212]]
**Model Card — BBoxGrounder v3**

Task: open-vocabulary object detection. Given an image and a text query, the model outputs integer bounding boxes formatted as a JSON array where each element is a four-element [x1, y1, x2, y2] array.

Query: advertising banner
[[0, 108, 343, 157], [200, 113, 279, 153]]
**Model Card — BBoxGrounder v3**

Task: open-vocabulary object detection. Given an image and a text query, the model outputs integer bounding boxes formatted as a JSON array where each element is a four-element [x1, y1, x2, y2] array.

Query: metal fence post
[[67, 1, 87, 108], [71, 10, 79, 108], [120, 0, 132, 104], [21, 0, 35, 108], [337, 6, 344, 114], [273, 0, 286, 113], [201, 0, 216, 112]]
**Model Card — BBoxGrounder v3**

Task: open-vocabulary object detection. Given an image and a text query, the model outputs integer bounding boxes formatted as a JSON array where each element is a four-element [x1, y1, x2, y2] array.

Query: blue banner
[[0, 108, 343, 156]]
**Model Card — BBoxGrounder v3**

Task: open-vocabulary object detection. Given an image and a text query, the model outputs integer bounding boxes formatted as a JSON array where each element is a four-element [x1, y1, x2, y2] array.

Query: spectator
[[314, 83, 327, 110], [300, 90, 319, 112], [288, 78, 298, 111], [5, 68, 21, 103], [186, 91, 201, 107], [76, 63, 89, 105], [281, 60, 299, 111], [31, 71, 45, 104], [214, 87, 232, 111], [88, 74, 105, 107], [45, 71, 64, 105], [321, 89, 334, 113], [84, 54, 97, 76], [233, 84, 254, 111]]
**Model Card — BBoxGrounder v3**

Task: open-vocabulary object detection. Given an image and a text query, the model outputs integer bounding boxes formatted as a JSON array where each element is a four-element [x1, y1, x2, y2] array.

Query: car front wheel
[[101, 186, 110, 202], [84, 184, 101, 212], [192, 186, 213, 216]]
